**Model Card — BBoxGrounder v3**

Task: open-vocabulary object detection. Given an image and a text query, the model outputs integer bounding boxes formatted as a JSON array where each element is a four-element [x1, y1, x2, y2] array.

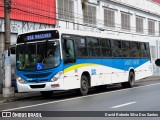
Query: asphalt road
[[0, 80, 160, 120]]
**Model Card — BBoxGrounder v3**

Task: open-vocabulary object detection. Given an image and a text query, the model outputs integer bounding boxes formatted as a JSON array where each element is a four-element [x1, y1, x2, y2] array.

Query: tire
[[40, 91, 53, 98], [79, 75, 89, 96], [121, 71, 135, 88]]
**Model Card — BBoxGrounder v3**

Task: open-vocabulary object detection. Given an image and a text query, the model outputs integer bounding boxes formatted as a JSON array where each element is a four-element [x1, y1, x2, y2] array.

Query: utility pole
[[4, 0, 11, 50], [3, 0, 15, 97]]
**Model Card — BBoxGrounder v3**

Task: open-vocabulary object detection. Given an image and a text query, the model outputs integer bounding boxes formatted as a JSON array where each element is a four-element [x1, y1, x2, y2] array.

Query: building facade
[[56, 0, 160, 75]]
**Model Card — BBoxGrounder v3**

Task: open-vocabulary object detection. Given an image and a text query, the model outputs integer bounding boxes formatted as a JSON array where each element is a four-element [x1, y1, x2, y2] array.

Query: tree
[[81, 0, 87, 10]]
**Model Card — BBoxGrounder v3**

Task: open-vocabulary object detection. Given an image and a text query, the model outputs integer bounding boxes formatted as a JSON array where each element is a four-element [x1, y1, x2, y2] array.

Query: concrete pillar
[[0, 33, 5, 94], [2, 51, 15, 97]]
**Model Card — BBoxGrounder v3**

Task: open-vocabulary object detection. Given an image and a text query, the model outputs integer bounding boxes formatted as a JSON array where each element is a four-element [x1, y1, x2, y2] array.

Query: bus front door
[[63, 37, 79, 89]]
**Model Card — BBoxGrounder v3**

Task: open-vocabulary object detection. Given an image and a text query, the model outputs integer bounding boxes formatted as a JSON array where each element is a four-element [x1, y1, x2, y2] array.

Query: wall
[[109, 0, 160, 15], [0, 0, 56, 25], [0, 19, 55, 34], [56, 0, 160, 75]]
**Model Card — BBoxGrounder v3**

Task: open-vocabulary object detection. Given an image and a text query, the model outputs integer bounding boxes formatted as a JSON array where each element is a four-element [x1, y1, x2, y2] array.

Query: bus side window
[[112, 40, 122, 57], [76, 36, 88, 57], [100, 39, 112, 57], [87, 37, 100, 57], [131, 42, 140, 57], [64, 39, 76, 64], [122, 41, 131, 57], [140, 43, 147, 58]]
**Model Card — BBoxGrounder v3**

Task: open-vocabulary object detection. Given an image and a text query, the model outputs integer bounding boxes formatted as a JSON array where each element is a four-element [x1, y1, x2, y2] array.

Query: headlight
[[16, 76, 26, 84], [51, 71, 63, 82]]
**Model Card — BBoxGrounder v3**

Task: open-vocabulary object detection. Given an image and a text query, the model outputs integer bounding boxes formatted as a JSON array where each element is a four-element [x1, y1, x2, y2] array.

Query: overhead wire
[[7, 0, 160, 36]]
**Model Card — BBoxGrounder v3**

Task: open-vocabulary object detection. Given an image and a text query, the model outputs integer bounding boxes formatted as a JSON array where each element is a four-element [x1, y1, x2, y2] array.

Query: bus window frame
[[121, 40, 131, 58], [62, 34, 76, 64], [74, 35, 88, 58], [86, 37, 101, 58], [100, 38, 112, 58], [112, 39, 123, 58]]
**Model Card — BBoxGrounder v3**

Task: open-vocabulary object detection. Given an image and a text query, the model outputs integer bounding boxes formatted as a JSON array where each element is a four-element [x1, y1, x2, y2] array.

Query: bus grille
[[24, 73, 51, 78], [28, 79, 48, 83], [30, 84, 46, 89]]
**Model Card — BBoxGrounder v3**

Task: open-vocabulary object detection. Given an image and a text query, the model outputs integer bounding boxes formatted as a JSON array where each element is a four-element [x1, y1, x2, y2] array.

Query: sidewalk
[[139, 75, 160, 81], [0, 92, 41, 104], [0, 76, 160, 104]]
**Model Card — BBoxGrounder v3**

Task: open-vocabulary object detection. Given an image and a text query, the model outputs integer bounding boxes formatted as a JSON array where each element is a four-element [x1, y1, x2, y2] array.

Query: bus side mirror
[[155, 59, 160, 67]]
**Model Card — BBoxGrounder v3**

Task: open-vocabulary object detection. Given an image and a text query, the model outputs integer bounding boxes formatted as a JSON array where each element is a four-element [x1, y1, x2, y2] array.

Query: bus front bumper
[[17, 81, 64, 92]]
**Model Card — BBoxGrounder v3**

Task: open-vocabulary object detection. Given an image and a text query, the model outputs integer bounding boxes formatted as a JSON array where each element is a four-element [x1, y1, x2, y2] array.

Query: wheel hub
[[82, 80, 87, 91]]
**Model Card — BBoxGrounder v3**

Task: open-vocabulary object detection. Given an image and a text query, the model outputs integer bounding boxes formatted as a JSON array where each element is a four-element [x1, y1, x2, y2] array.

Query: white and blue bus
[[16, 29, 153, 97]]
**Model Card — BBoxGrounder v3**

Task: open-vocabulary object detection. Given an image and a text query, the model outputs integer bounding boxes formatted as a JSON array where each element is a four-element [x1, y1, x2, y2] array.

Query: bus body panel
[[17, 59, 152, 92], [62, 58, 152, 88], [16, 28, 153, 93]]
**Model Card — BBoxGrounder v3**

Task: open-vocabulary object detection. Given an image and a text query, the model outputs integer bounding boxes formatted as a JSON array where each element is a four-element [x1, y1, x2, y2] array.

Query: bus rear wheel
[[40, 91, 53, 98], [80, 75, 89, 96], [121, 71, 135, 88]]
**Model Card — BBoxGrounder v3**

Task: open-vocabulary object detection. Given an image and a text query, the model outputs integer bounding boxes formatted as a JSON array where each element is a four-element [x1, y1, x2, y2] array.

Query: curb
[[139, 76, 160, 82], [0, 92, 41, 104]]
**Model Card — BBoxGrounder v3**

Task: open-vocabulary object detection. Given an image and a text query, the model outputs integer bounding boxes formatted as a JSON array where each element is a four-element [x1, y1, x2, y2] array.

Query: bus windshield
[[16, 41, 60, 71]]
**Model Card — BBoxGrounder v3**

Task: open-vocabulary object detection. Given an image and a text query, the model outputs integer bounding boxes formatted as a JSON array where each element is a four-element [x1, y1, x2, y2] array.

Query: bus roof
[[18, 28, 149, 42]]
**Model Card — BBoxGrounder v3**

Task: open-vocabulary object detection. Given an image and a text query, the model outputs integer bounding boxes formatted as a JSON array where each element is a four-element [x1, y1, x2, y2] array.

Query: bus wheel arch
[[82, 72, 91, 87], [129, 69, 135, 76], [79, 72, 91, 96], [121, 69, 135, 88]]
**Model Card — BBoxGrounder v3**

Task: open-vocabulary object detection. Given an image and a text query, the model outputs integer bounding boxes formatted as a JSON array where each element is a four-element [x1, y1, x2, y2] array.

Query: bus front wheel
[[80, 75, 89, 96], [121, 71, 135, 88]]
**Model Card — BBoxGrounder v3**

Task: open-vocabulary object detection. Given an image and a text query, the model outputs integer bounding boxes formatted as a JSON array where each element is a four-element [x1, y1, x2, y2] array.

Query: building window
[[148, 19, 155, 35], [136, 16, 144, 33], [57, 0, 74, 21], [121, 12, 130, 30], [104, 9, 115, 28], [83, 4, 96, 25]]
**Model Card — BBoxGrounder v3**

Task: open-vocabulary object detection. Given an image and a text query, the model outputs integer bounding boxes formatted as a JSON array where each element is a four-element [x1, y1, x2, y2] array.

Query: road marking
[[111, 102, 136, 108], [2, 82, 160, 111]]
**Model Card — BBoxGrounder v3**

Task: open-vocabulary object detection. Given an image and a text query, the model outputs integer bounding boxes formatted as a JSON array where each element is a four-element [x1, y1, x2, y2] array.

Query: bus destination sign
[[17, 30, 59, 43], [27, 33, 52, 41]]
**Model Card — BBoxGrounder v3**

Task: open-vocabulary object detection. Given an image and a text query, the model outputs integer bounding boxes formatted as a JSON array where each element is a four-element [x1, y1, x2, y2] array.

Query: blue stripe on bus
[[74, 58, 149, 71], [17, 58, 149, 83]]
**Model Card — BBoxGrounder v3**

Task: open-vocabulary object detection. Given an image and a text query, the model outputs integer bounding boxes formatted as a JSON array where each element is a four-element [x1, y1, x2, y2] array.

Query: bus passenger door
[[62, 36, 79, 89]]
